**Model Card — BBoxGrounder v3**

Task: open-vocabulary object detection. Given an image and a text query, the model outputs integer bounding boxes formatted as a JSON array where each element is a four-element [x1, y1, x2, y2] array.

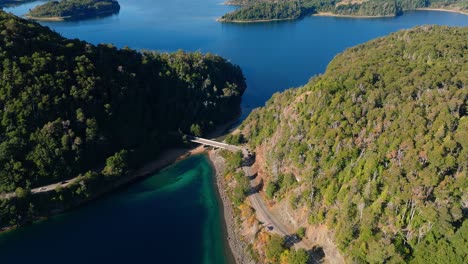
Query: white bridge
[[190, 136, 243, 152]]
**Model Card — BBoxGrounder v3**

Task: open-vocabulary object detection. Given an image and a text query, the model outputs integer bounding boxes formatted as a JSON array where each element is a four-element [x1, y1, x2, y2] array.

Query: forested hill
[[240, 26, 467, 262], [0, 11, 246, 193], [0, 0, 36, 8], [27, 0, 120, 20], [221, 0, 468, 22]]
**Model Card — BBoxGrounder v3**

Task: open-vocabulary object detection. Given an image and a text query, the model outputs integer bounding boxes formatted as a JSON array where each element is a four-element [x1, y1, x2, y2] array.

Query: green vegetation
[[286, 248, 309, 264], [0, 11, 246, 228], [221, 150, 249, 206], [221, 1, 315, 22], [0, 0, 36, 8], [296, 227, 306, 238], [265, 234, 309, 264], [221, 0, 467, 22], [225, 133, 245, 145], [27, 0, 120, 20], [265, 234, 285, 262], [241, 26, 467, 262]]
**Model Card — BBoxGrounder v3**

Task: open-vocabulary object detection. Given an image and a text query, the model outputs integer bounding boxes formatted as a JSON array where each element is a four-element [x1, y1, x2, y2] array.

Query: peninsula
[[220, 0, 468, 23], [0, 10, 246, 230], [0, 0, 36, 8], [26, 0, 120, 21]]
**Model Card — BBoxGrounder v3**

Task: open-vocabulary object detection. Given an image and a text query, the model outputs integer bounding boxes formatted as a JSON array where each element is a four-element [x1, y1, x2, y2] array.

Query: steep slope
[[240, 26, 467, 263]]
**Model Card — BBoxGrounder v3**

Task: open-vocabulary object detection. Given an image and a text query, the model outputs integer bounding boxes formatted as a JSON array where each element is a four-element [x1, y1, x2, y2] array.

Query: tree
[[190, 124, 202, 137], [102, 150, 128, 177], [265, 181, 278, 199], [265, 234, 285, 262], [287, 248, 309, 264]]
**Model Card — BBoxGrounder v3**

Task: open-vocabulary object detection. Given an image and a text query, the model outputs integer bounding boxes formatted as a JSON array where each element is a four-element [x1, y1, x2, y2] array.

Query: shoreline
[[217, 17, 296, 23], [208, 149, 253, 264], [24, 10, 120, 22], [0, 146, 197, 233], [0, 116, 240, 231], [313, 11, 395, 18], [24, 15, 68, 21], [414, 7, 468, 15], [218, 7, 467, 23]]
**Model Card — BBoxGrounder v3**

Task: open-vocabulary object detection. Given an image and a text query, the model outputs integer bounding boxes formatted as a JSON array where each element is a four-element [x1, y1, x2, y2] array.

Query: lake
[[4, 0, 468, 118], [0, 155, 232, 264], [1, 1, 468, 263]]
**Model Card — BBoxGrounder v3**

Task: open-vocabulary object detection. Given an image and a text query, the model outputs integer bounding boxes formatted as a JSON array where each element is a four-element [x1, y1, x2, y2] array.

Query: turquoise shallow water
[[0, 155, 230, 264]]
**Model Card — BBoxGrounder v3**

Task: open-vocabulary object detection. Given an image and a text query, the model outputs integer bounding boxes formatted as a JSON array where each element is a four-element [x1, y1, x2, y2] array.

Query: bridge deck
[[190, 137, 242, 152]]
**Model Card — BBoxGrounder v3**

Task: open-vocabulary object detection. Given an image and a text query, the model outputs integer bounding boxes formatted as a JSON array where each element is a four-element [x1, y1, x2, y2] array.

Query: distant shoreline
[[25, 10, 118, 22], [313, 11, 394, 18], [24, 15, 68, 21], [218, 6, 467, 23], [217, 17, 296, 23], [414, 7, 468, 15]]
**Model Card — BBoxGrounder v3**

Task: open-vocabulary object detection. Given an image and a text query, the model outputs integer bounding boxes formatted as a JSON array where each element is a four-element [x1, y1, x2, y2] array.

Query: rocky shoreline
[[208, 149, 254, 264]]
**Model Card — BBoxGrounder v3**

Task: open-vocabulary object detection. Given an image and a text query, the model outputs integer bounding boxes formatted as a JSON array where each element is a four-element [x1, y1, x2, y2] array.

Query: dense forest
[[221, 1, 315, 21], [0, 0, 36, 8], [0, 11, 245, 227], [27, 0, 120, 20], [239, 26, 467, 262], [221, 0, 467, 22]]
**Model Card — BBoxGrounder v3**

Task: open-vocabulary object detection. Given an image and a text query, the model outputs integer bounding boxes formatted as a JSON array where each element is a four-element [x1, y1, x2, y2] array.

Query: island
[[0, 10, 246, 229], [0, 0, 37, 8], [222, 25, 467, 263], [26, 0, 120, 21], [220, 0, 468, 23]]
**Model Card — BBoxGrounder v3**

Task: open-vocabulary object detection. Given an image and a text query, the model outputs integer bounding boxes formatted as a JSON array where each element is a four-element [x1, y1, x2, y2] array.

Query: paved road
[[241, 156, 312, 252], [1, 178, 76, 199], [242, 164, 290, 236], [2, 136, 238, 200]]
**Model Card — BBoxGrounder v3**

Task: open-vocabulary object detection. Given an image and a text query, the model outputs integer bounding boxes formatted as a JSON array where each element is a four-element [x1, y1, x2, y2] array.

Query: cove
[[0, 155, 231, 264]]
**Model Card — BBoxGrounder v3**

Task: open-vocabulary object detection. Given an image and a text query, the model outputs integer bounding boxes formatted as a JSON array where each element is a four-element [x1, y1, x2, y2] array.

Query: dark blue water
[[0, 155, 229, 264], [5, 0, 468, 118]]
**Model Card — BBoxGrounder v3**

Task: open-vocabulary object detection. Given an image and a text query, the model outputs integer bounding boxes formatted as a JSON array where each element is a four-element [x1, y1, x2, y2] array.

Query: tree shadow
[[307, 246, 325, 264], [241, 154, 255, 166], [246, 179, 263, 196], [284, 234, 302, 247], [247, 172, 258, 181]]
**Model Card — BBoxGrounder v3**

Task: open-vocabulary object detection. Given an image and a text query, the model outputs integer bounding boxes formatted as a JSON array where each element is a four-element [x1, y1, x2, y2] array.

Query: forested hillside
[[27, 0, 120, 20], [221, 0, 468, 22], [0, 11, 245, 193], [239, 26, 467, 262], [0, 0, 35, 8]]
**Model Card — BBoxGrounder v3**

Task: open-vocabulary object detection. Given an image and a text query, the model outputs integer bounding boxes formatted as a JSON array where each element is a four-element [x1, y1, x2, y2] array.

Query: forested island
[[221, 0, 468, 22], [0, 10, 246, 228], [229, 26, 467, 263], [0, 0, 36, 8], [26, 0, 120, 21]]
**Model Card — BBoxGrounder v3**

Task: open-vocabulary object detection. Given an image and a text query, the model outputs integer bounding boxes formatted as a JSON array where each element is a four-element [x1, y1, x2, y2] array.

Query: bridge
[[189, 136, 243, 152]]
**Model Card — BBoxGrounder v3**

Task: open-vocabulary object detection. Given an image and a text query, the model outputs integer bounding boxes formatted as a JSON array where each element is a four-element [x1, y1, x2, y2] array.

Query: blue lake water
[[5, 0, 468, 118], [1, 1, 468, 263]]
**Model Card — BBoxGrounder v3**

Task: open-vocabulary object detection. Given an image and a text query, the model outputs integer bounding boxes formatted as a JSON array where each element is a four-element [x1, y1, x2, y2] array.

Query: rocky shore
[[208, 149, 254, 264]]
